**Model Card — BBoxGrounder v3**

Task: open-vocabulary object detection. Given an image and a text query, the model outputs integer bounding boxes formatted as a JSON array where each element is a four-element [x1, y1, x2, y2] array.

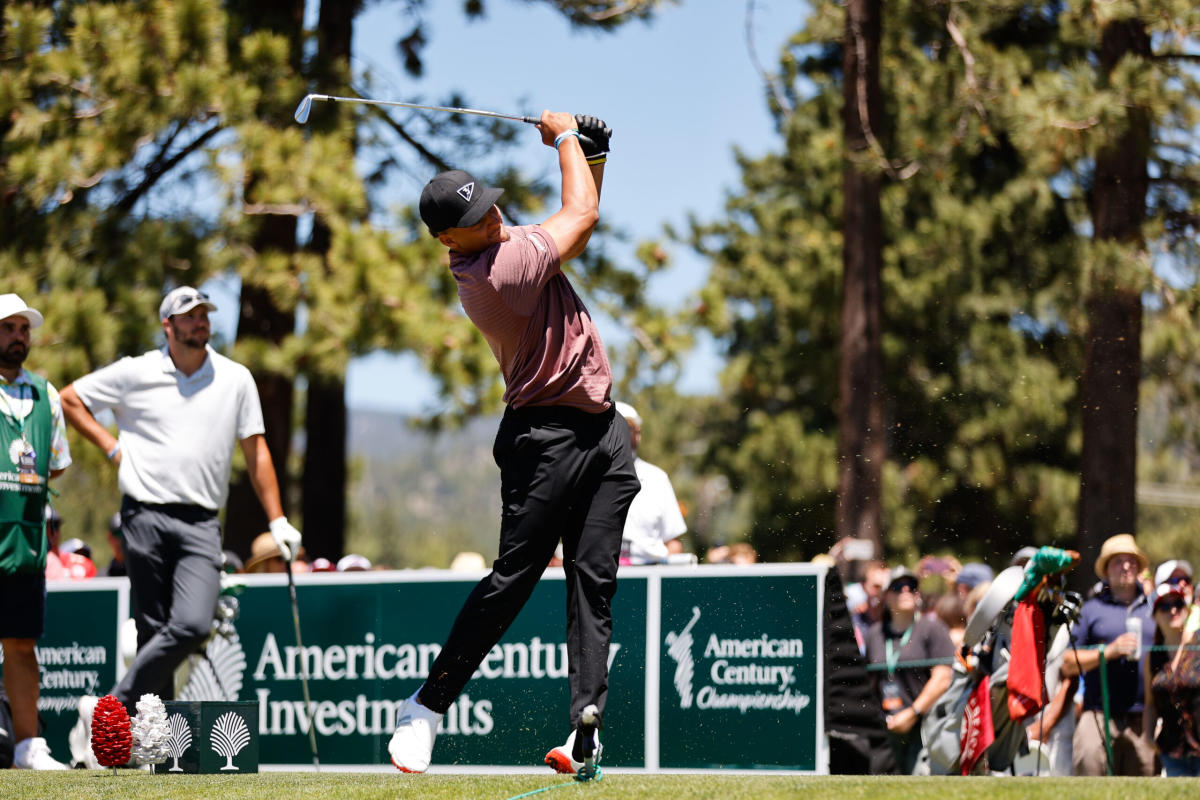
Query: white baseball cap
[[159, 286, 217, 320], [337, 553, 372, 572], [614, 401, 641, 427], [0, 294, 43, 328], [1155, 559, 1193, 587]]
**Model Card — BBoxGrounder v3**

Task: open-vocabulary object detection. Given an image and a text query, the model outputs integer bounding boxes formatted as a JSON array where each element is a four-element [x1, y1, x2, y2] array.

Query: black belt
[[121, 495, 217, 519]]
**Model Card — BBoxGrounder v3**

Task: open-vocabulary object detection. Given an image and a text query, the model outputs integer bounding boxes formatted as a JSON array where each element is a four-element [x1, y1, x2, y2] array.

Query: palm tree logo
[[166, 714, 192, 772], [211, 711, 252, 771]]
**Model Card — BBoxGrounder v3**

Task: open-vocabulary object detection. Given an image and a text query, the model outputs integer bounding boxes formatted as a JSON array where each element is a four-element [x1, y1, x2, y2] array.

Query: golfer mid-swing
[[388, 111, 639, 775]]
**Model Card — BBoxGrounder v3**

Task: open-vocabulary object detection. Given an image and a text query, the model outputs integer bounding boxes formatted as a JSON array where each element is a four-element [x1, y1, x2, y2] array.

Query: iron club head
[[294, 94, 318, 124]]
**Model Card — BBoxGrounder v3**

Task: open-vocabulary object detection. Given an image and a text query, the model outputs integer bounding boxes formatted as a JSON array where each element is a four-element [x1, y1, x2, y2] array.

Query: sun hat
[[1094, 533, 1148, 579], [245, 531, 305, 572], [0, 294, 43, 328]]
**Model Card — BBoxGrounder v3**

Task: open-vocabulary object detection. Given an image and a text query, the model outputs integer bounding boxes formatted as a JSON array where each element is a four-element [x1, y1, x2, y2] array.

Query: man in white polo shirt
[[59, 287, 302, 746], [613, 402, 687, 565]]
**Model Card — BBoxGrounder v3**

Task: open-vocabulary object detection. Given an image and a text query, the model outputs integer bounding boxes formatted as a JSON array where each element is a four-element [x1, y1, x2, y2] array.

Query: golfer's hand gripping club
[[269, 516, 303, 563], [574, 115, 612, 159]]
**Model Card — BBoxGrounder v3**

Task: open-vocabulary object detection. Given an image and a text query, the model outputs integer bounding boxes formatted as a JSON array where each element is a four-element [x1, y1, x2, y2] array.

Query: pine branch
[[113, 121, 223, 215], [1149, 52, 1200, 63], [369, 105, 455, 175], [945, 10, 987, 141], [746, 0, 792, 117]]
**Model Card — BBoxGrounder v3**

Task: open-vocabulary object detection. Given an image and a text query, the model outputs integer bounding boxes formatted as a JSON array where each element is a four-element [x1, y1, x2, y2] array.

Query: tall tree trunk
[[837, 0, 886, 560], [1077, 19, 1150, 581], [223, 0, 306, 557], [299, 0, 361, 560]]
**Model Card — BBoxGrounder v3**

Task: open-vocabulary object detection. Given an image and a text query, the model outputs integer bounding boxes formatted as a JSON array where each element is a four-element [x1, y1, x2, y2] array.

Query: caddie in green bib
[[0, 373, 53, 575]]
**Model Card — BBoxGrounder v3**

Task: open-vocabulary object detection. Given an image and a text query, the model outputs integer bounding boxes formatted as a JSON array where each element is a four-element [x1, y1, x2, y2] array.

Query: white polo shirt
[[71, 347, 265, 510], [621, 457, 687, 564]]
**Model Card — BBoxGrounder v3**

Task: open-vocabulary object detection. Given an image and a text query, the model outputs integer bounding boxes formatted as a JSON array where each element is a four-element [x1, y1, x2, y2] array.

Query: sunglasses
[[1156, 600, 1187, 614], [889, 580, 919, 594], [166, 292, 210, 315], [1167, 575, 1192, 586]]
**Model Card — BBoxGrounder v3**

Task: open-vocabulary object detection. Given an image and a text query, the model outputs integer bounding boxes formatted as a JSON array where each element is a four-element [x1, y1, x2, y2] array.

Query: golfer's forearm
[[558, 140, 598, 223], [589, 162, 604, 202], [242, 435, 285, 520], [59, 385, 118, 454]]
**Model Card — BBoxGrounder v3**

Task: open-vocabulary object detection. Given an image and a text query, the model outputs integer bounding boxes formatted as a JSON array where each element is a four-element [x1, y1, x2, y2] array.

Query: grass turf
[[5, 773, 1200, 800]]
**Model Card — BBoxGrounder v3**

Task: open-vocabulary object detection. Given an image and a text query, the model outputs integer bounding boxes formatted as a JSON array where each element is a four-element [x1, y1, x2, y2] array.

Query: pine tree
[[686, 1, 1087, 562]]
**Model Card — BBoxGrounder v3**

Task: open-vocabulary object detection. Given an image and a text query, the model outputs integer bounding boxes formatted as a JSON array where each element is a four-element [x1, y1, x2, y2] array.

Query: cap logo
[[457, 182, 474, 202]]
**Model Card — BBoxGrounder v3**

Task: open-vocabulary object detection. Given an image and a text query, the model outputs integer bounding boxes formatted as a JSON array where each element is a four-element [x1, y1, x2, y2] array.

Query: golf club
[[285, 556, 321, 771], [294, 93, 539, 126]]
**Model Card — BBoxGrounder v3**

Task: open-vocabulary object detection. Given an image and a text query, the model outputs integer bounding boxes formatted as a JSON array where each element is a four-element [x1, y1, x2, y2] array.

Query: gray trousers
[[113, 497, 222, 710]]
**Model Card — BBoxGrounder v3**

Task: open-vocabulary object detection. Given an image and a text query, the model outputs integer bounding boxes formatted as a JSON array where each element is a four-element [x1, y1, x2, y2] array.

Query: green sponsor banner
[[235, 572, 647, 767], [34, 566, 826, 772], [657, 572, 822, 770], [17, 580, 126, 761]]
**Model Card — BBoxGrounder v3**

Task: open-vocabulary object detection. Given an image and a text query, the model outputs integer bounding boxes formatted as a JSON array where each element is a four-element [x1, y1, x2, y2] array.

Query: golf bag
[[922, 549, 1081, 776]]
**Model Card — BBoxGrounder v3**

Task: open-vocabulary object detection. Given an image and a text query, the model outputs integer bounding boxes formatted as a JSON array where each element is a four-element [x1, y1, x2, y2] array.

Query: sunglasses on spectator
[[888, 579, 919, 594], [1167, 575, 1192, 586]]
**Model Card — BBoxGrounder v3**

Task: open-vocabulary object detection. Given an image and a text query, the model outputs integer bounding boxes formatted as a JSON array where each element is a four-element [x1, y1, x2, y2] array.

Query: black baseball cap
[[419, 169, 504, 235]]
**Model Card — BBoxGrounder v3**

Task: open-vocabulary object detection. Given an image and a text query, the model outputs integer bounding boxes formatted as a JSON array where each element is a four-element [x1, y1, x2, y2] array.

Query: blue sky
[[213, 1, 802, 414]]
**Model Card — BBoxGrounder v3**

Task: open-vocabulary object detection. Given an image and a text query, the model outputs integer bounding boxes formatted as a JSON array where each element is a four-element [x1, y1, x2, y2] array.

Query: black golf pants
[[419, 404, 640, 728]]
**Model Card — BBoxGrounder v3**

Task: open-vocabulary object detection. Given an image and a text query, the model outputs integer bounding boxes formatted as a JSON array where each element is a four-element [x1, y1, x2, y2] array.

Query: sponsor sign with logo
[[15, 579, 128, 758], [163, 701, 259, 773], [657, 570, 822, 769], [32, 565, 825, 771]]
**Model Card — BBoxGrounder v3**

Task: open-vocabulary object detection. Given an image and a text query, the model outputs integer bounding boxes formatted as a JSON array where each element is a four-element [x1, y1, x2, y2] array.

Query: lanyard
[[885, 623, 914, 678], [0, 381, 28, 442]]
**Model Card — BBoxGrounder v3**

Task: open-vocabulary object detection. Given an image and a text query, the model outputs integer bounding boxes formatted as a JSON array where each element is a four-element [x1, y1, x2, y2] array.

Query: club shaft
[[286, 567, 321, 770], [308, 94, 537, 124]]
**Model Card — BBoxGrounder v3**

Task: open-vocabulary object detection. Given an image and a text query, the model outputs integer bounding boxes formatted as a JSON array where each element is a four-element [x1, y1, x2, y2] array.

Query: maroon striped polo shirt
[[448, 224, 612, 412]]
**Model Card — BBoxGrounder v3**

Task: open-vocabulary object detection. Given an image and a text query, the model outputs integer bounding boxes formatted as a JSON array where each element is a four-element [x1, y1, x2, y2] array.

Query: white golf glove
[[268, 516, 303, 563]]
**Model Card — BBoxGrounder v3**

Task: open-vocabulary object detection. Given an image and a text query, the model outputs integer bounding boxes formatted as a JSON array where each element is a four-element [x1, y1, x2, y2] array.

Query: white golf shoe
[[68, 694, 100, 769], [388, 694, 442, 773], [13, 737, 69, 770], [544, 727, 602, 776]]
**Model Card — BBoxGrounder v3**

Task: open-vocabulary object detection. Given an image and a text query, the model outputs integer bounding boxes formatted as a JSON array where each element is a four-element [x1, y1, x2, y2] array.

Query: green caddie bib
[[0, 373, 53, 575]]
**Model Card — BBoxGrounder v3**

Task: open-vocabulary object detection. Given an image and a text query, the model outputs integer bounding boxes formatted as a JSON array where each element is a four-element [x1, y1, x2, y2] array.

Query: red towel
[[960, 675, 994, 774], [1006, 598, 1046, 722]]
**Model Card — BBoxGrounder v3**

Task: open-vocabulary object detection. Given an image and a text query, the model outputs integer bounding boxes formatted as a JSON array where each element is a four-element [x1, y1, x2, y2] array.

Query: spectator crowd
[[840, 533, 1200, 777]]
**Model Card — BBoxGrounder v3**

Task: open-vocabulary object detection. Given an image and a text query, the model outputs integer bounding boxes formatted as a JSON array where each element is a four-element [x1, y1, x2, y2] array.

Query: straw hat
[[244, 531, 305, 573], [1093, 533, 1148, 579]]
